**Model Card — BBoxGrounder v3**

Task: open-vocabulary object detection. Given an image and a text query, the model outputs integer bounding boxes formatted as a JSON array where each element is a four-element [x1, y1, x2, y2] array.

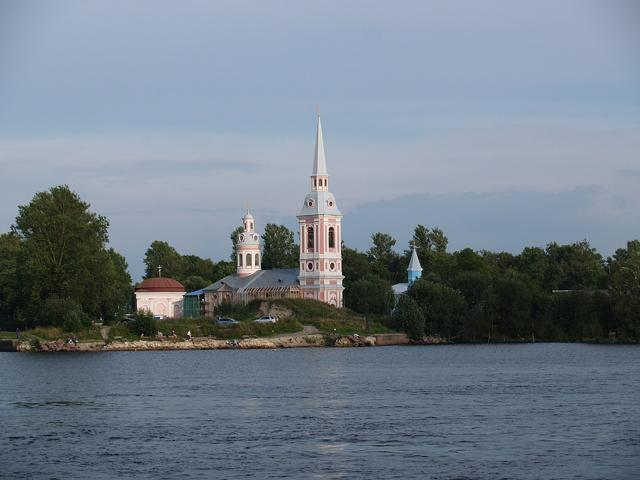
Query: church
[[198, 113, 345, 315]]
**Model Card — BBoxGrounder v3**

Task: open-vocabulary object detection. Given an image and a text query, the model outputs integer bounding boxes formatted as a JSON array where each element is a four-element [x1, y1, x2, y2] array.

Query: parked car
[[216, 316, 239, 326], [254, 315, 278, 324]]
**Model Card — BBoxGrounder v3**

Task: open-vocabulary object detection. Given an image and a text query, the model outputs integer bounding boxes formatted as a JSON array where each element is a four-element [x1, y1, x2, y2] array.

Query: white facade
[[237, 210, 262, 277], [134, 291, 184, 318]]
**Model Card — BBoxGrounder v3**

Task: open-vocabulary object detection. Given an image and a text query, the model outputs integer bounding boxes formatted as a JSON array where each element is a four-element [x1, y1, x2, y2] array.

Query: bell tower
[[236, 209, 261, 277], [297, 113, 344, 307]]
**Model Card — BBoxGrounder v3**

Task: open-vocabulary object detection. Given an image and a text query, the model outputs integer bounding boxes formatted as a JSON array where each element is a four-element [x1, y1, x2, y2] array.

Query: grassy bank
[[1, 299, 394, 343]]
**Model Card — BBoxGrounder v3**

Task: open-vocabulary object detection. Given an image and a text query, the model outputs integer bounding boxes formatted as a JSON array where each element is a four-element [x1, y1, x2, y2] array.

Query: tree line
[[346, 227, 640, 343], [1, 185, 638, 343]]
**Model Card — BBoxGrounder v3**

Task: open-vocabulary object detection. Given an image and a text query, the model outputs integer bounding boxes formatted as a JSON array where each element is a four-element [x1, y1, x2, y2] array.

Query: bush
[[393, 295, 425, 341], [129, 310, 157, 337]]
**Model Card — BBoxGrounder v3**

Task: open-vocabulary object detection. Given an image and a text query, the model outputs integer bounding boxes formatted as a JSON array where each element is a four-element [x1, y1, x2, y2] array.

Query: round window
[[328, 201, 334, 207], [239, 234, 244, 241], [330, 262, 335, 271], [253, 234, 258, 241], [307, 262, 313, 271], [307, 199, 314, 207]]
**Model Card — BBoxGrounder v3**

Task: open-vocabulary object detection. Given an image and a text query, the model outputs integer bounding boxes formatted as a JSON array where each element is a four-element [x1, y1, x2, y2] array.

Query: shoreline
[[4, 332, 413, 352]]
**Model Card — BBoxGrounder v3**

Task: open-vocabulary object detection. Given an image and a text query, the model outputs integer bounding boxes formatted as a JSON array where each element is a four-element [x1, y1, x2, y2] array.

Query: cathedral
[[200, 113, 345, 315]]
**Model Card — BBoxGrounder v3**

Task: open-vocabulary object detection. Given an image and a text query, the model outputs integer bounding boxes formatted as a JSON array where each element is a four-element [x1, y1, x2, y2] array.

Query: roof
[[298, 190, 342, 217], [392, 283, 409, 295], [408, 246, 423, 272], [203, 268, 300, 293], [313, 114, 328, 176], [184, 289, 204, 296], [135, 277, 185, 292]]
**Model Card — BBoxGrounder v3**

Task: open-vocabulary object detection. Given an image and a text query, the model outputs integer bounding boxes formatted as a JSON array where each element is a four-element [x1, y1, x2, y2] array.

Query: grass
[[108, 316, 303, 341], [263, 299, 393, 335], [2, 326, 104, 342], [4, 299, 396, 343]]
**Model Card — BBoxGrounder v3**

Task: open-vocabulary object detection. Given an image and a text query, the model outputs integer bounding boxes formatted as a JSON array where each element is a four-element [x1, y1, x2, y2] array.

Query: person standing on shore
[[16, 328, 20, 339], [187, 330, 192, 341]]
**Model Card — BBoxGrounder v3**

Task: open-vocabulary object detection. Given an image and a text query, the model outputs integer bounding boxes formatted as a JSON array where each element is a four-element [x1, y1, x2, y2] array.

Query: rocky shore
[[14, 332, 409, 352]]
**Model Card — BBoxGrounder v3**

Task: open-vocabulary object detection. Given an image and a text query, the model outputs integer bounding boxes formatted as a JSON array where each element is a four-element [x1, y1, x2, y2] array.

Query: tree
[[230, 226, 243, 261], [182, 255, 216, 280], [143, 240, 183, 280], [607, 240, 640, 339], [408, 279, 466, 340], [411, 224, 448, 254], [342, 245, 372, 284], [368, 232, 400, 280], [344, 275, 395, 315], [545, 240, 605, 290], [261, 224, 298, 269], [393, 295, 425, 341], [482, 273, 533, 341], [0, 233, 22, 327], [12, 185, 131, 325]]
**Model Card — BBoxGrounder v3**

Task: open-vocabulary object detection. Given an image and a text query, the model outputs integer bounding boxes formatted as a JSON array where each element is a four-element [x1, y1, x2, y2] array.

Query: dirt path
[[99, 326, 111, 341], [273, 325, 319, 337]]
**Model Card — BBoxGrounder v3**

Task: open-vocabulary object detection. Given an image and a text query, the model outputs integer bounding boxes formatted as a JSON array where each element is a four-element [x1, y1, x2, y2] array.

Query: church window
[[239, 234, 244, 242], [330, 262, 336, 271], [246, 253, 252, 267], [255, 253, 260, 265], [313, 179, 317, 188], [238, 254, 243, 267], [307, 262, 314, 271], [328, 227, 335, 248], [307, 226, 314, 250], [324, 178, 327, 187], [250, 222, 253, 230], [307, 199, 314, 207]]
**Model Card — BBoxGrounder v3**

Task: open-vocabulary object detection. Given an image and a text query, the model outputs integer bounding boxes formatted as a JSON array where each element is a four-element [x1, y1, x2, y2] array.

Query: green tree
[[212, 260, 236, 282], [12, 185, 130, 325], [393, 295, 425, 341], [607, 240, 640, 339], [143, 240, 183, 280], [411, 224, 448, 254], [182, 255, 216, 280], [344, 275, 394, 315], [482, 273, 533, 341], [230, 226, 243, 261], [261, 223, 298, 269], [0, 233, 21, 327], [545, 240, 605, 290], [342, 245, 372, 284], [368, 232, 400, 280], [408, 279, 466, 340]]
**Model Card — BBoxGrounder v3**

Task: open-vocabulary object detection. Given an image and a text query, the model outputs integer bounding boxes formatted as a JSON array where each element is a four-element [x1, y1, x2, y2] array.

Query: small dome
[[135, 277, 185, 292]]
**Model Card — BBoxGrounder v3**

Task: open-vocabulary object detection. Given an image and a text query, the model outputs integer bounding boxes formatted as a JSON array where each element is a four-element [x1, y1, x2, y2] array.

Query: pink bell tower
[[297, 113, 344, 307]]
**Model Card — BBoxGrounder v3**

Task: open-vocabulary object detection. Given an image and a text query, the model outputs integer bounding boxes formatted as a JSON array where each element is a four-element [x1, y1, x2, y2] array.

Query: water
[[1, 344, 639, 479]]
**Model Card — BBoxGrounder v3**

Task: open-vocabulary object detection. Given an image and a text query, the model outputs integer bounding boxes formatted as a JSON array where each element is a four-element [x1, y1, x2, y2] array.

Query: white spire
[[313, 113, 328, 176], [408, 244, 423, 272]]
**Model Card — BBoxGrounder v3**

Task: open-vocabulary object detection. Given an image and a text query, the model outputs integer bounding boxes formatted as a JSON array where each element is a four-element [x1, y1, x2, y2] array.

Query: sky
[[0, 0, 639, 281]]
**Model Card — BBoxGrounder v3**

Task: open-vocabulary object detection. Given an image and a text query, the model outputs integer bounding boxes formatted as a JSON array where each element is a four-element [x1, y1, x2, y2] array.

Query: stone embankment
[[12, 332, 413, 352]]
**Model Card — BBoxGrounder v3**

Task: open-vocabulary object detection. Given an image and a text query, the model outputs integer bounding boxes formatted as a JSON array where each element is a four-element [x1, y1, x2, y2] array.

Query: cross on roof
[[157, 265, 162, 278]]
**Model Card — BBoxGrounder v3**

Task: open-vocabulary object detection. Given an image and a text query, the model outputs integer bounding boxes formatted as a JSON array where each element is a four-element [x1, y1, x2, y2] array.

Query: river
[[1, 344, 638, 479]]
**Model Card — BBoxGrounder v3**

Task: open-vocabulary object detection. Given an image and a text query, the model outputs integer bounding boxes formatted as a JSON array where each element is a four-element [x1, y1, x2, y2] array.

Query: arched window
[[328, 227, 335, 248], [246, 253, 252, 267], [324, 178, 327, 187], [238, 254, 243, 267], [255, 253, 260, 266], [307, 226, 314, 250]]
